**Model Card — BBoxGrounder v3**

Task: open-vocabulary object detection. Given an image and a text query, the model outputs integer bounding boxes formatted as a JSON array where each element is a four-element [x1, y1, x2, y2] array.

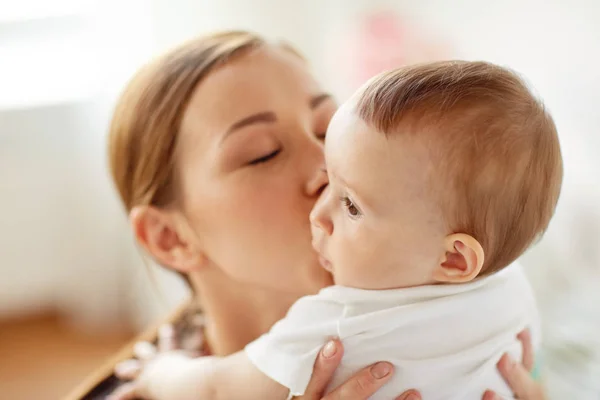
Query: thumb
[[395, 389, 422, 400], [107, 382, 141, 400]]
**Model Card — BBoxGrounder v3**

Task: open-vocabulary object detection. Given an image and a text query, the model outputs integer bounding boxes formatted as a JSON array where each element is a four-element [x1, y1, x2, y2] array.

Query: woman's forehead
[[178, 45, 323, 153], [187, 46, 319, 122]]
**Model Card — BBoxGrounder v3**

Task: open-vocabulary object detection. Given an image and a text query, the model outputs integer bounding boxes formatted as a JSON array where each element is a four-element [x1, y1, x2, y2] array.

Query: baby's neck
[[189, 267, 301, 356]]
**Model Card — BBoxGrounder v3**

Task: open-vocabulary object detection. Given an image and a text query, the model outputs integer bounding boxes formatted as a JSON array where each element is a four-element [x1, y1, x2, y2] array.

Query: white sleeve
[[244, 294, 341, 397]]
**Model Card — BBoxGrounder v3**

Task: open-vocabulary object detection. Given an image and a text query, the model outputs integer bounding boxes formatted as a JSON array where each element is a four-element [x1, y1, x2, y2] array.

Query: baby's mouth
[[311, 237, 332, 271]]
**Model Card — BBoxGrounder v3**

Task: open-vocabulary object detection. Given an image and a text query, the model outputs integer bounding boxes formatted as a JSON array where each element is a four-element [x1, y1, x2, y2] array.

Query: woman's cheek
[[246, 170, 301, 220]]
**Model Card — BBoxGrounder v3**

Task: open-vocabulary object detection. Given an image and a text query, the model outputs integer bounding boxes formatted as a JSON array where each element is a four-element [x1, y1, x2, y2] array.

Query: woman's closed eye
[[248, 149, 281, 165], [340, 196, 361, 218]]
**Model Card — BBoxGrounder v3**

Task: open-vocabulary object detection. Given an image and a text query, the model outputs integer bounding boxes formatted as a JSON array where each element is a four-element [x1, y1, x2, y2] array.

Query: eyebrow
[[221, 93, 333, 143], [311, 93, 333, 109], [223, 111, 277, 140]]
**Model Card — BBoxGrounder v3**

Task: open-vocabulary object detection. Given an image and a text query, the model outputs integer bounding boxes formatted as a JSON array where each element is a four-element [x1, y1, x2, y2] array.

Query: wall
[[0, 0, 156, 331]]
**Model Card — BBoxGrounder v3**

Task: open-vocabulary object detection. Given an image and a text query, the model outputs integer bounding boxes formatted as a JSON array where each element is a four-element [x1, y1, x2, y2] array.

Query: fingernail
[[159, 324, 174, 337], [499, 354, 515, 370], [371, 362, 392, 379], [115, 360, 136, 375], [483, 390, 495, 400], [323, 340, 337, 358], [114, 364, 127, 376], [406, 393, 419, 400], [134, 341, 156, 358]]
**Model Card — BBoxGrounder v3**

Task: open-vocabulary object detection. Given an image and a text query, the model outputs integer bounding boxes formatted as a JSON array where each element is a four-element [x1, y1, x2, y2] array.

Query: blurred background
[[0, 0, 598, 398]]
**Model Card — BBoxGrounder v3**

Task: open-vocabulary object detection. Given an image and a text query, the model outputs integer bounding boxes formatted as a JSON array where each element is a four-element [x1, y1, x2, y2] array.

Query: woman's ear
[[432, 233, 484, 283], [130, 206, 207, 273]]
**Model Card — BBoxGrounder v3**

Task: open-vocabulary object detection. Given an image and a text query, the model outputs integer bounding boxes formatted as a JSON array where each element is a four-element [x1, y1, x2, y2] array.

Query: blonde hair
[[355, 61, 563, 276], [108, 31, 299, 290], [108, 31, 269, 212]]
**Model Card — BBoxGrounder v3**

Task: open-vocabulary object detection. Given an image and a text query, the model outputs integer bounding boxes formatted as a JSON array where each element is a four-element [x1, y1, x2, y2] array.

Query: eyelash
[[247, 128, 323, 166], [249, 149, 280, 165], [340, 196, 361, 218]]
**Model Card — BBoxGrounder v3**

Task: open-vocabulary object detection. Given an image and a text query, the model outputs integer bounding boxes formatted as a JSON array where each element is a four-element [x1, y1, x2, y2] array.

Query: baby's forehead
[[328, 95, 473, 194], [328, 99, 431, 157], [324, 104, 364, 152], [328, 111, 434, 183]]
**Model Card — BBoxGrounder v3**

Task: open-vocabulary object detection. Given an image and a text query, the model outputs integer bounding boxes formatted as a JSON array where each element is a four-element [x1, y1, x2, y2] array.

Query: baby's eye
[[340, 196, 361, 218]]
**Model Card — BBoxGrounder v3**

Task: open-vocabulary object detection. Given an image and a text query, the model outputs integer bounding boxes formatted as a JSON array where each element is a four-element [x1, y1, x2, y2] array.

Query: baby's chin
[[304, 256, 334, 293]]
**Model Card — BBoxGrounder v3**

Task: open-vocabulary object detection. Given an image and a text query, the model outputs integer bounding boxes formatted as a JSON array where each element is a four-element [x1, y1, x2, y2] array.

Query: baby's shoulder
[[286, 289, 347, 318]]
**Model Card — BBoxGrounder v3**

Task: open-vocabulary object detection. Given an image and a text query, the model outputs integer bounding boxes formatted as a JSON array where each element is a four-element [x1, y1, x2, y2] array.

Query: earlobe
[[433, 233, 484, 283], [129, 206, 206, 273]]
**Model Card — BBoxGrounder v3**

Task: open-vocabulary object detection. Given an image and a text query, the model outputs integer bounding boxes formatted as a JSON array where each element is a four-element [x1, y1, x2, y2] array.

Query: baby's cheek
[[338, 235, 372, 276]]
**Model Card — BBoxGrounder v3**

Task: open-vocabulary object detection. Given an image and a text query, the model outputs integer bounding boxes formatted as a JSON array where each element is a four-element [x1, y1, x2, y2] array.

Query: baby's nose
[[310, 199, 334, 235]]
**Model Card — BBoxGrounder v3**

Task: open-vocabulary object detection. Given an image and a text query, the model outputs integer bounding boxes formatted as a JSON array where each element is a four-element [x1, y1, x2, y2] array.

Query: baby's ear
[[432, 233, 484, 283]]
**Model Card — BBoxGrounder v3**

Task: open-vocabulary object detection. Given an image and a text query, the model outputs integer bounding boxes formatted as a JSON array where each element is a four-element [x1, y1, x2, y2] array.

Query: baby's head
[[310, 61, 563, 289]]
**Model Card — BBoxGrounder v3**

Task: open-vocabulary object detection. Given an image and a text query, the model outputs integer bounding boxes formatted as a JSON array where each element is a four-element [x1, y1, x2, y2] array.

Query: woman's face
[[176, 46, 337, 295]]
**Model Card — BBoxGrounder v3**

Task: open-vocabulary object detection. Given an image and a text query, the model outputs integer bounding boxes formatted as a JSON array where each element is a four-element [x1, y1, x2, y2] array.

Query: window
[[0, 0, 152, 109]]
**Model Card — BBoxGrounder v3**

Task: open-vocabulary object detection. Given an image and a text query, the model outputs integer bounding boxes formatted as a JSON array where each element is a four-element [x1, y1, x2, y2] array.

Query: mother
[[108, 30, 544, 399]]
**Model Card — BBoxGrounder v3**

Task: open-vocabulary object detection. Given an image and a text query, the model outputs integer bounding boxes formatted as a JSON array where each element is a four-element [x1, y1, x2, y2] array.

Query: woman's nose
[[306, 163, 328, 198], [310, 189, 334, 235], [303, 133, 328, 198]]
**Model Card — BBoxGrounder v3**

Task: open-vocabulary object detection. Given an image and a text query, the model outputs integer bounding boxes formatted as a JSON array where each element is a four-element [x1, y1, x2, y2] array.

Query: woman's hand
[[109, 324, 192, 400], [483, 329, 547, 400], [299, 329, 544, 400], [296, 339, 420, 400]]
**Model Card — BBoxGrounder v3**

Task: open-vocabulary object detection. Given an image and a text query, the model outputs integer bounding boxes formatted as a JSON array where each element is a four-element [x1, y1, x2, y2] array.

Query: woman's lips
[[318, 255, 333, 271]]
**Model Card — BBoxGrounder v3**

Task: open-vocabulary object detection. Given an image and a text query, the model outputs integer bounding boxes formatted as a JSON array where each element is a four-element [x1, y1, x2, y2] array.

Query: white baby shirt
[[245, 263, 540, 400]]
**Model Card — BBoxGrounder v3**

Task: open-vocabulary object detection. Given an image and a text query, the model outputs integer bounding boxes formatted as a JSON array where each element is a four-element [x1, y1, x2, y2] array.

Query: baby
[[120, 61, 562, 399]]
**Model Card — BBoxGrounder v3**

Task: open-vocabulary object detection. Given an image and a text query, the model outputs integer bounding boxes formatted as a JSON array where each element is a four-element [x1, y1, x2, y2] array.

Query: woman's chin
[[280, 257, 333, 296], [308, 258, 334, 291]]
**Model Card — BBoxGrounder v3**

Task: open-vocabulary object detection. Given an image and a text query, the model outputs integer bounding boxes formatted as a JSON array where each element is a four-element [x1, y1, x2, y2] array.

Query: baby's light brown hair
[[355, 61, 563, 276]]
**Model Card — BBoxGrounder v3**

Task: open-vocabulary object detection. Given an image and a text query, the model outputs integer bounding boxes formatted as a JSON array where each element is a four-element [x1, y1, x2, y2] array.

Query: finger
[[158, 324, 177, 352], [517, 329, 534, 372], [134, 341, 157, 361], [497, 353, 540, 399], [114, 359, 142, 380], [324, 362, 394, 400], [183, 329, 205, 356], [106, 382, 140, 400], [395, 389, 421, 400], [482, 390, 502, 400], [302, 339, 344, 397]]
